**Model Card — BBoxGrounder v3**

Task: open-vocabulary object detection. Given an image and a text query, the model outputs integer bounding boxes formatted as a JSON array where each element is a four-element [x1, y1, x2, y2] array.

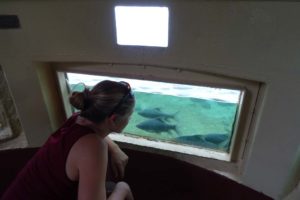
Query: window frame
[[55, 62, 260, 174]]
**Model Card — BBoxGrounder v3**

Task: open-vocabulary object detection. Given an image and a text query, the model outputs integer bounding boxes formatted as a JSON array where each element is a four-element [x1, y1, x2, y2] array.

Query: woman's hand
[[110, 145, 128, 180], [105, 137, 129, 180]]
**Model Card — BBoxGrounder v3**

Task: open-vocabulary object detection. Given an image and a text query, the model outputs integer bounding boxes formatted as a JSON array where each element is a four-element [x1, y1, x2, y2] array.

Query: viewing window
[[67, 72, 239, 152], [56, 63, 259, 164]]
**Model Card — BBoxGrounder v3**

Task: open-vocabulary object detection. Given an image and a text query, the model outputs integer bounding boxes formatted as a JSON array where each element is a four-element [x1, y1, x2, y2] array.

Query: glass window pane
[[66, 72, 242, 153]]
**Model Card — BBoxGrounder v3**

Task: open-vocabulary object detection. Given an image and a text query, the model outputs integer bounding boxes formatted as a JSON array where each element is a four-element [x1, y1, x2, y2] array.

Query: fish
[[137, 108, 177, 119], [174, 133, 229, 150], [202, 133, 229, 145], [136, 118, 178, 134], [174, 135, 217, 148]]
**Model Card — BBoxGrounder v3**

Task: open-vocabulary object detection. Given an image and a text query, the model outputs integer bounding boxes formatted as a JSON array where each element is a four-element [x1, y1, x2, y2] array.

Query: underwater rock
[[136, 118, 177, 134]]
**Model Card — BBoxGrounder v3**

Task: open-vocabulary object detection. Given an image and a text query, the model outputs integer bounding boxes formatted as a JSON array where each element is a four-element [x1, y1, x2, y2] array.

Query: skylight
[[114, 6, 169, 47]]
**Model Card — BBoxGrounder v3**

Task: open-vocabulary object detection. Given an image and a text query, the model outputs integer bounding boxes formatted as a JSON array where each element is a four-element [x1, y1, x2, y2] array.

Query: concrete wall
[[1, 1, 300, 199]]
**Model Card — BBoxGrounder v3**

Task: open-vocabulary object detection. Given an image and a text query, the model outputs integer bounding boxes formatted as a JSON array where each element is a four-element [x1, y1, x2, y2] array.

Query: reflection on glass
[[66, 73, 242, 152]]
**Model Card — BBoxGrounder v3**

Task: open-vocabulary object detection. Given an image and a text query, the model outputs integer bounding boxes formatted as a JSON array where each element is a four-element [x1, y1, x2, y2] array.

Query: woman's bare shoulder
[[74, 134, 107, 158], [66, 133, 108, 182]]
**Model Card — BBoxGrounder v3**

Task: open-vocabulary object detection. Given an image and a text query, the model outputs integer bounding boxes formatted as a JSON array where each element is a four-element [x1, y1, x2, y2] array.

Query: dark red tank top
[[2, 113, 94, 200]]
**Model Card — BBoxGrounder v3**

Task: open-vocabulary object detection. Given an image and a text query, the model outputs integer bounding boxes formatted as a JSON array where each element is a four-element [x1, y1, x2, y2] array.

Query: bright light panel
[[115, 6, 169, 47]]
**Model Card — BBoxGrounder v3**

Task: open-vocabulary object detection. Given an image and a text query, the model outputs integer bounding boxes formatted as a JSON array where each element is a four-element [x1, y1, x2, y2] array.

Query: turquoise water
[[125, 92, 237, 152], [69, 84, 238, 152]]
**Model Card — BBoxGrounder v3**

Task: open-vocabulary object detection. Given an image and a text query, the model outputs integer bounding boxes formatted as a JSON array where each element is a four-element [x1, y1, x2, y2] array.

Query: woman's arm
[[105, 136, 129, 180], [108, 182, 134, 200], [72, 134, 108, 200], [70, 134, 133, 200]]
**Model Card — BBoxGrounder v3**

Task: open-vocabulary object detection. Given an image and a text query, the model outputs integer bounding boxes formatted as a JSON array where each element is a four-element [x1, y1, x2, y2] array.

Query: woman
[[2, 80, 135, 200]]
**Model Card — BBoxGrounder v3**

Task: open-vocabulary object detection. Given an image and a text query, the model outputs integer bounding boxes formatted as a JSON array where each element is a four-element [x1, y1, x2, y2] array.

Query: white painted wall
[[1, 1, 299, 199]]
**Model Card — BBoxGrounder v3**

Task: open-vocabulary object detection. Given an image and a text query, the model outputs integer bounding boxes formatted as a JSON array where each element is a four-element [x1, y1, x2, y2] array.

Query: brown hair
[[69, 80, 135, 123]]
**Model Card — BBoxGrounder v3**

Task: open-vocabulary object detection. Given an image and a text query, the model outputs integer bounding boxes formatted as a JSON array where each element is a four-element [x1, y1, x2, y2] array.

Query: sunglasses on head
[[108, 81, 134, 116]]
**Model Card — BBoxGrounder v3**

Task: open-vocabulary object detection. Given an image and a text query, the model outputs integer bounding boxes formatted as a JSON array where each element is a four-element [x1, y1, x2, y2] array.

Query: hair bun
[[69, 91, 85, 110]]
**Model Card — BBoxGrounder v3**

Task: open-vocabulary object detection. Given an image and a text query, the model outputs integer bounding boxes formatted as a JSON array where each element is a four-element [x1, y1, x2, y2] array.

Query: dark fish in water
[[203, 133, 228, 145], [137, 108, 176, 119], [174, 133, 229, 150], [175, 135, 217, 149], [136, 118, 177, 134]]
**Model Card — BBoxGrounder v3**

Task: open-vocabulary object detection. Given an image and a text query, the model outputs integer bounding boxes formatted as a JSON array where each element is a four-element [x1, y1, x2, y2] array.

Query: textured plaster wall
[[0, 65, 26, 148], [0, 1, 300, 199]]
